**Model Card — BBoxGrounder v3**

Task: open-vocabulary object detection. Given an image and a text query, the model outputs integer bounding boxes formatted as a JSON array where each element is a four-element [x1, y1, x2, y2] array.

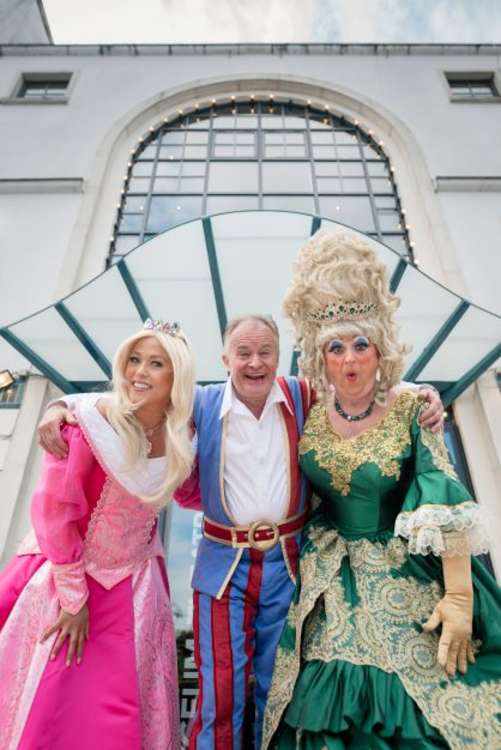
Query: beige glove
[[422, 539, 475, 677]]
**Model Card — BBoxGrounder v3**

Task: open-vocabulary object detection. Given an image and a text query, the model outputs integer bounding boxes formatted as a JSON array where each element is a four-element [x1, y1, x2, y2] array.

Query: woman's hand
[[38, 404, 77, 458], [423, 591, 475, 677], [40, 604, 89, 666]]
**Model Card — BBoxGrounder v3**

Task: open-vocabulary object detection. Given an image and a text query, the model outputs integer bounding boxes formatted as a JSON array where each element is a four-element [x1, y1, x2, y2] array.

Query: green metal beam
[[116, 259, 151, 322], [203, 216, 227, 339], [0, 327, 82, 394], [290, 216, 320, 375], [311, 216, 322, 234], [55, 302, 112, 379], [404, 301, 470, 381], [389, 257, 408, 293], [441, 342, 501, 407]]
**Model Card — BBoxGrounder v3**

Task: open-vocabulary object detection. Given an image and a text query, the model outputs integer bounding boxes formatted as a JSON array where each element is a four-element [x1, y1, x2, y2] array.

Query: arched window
[[109, 100, 411, 265]]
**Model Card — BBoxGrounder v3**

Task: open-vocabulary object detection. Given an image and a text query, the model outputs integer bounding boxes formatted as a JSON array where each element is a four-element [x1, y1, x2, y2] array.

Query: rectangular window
[[446, 73, 499, 100], [16, 73, 72, 100]]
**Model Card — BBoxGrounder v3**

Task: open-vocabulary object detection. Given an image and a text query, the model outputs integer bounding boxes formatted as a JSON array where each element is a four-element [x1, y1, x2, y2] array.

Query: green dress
[[262, 392, 501, 750]]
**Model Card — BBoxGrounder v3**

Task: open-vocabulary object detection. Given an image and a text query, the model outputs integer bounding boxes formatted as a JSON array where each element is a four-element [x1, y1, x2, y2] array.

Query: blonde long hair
[[106, 328, 195, 506], [283, 231, 410, 404]]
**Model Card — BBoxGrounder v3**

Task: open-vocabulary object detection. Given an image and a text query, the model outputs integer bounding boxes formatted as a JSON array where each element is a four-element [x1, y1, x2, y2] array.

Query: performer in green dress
[[262, 232, 501, 750]]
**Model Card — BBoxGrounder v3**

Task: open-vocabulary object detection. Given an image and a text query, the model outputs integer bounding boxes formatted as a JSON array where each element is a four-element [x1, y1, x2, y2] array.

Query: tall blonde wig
[[283, 231, 409, 404], [106, 328, 196, 506]]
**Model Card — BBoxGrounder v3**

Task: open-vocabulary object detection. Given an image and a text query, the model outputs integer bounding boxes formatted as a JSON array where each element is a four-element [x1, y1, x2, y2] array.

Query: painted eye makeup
[[327, 339, 344, 354], [354, 336, 370, 351]]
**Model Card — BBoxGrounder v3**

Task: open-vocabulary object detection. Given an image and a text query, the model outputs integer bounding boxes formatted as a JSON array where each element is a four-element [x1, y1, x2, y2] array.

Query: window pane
[[310, 132, 334, 145], [342, 178, 368, 194], [138, 145, 157, 159], [146, 196, 202, 232], [265, 146, 285, 158], [262, 162, 313, 193], [185, 131, 209, 144], [336, 145, 361, 159], [132, 162, 153, 177], [317, 177, 342, 193], [262, 196, 315, 212], [114, 235, 140, 253], [285, 145, 307, 157], [319, 196, 375, 231], [183, 145, 206, 159], [339, 162, 365, 177], [370, 177, 394, 193], [235, 133, 255, 144], [380, 234, 407, 254], [208, 162, 259, 192], [315, 162, 341, 177], [123, 196, 147, 212], [181, 162, 205, 176], [334, 131, 358, 145], [213, 116, 236, 128], [179, 177, 204, 192], [367, 161, 390, 177], [153, 177, 178, 191], [312, 144, 336, 159], [378, 210, 402, 231], [206, 196, 259, 213], [119, 213, 144, 233], [235, 116, 258, 128], [159, 145, 184, 159], [214, 146, 234, 157], [129, 177, 152, 192], [265, 133, 284, 145], [162, 131, 185, 145], [156, 161, 182, 176]]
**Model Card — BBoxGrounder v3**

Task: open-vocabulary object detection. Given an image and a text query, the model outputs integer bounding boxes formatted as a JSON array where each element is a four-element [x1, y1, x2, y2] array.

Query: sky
[[44, 0, 501, 45]]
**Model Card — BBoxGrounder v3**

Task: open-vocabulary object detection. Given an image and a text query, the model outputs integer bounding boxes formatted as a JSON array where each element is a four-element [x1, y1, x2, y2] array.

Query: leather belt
[[203, 510, 308, 553]]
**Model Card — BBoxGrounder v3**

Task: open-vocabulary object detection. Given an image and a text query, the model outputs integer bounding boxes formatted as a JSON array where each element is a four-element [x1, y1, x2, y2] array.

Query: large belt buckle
[[247, 519, 280, 552]]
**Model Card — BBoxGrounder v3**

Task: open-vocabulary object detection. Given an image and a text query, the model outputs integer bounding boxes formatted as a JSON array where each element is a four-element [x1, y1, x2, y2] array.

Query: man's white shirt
[[219, 378, 291, 525]]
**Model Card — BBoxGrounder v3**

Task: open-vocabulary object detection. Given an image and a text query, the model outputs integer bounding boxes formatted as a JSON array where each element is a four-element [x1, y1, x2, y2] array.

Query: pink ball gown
[[0, 401, 179, 750]]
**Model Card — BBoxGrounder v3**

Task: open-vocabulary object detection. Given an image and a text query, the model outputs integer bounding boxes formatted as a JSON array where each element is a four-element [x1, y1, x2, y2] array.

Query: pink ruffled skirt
[[0, 554, 179, 750]]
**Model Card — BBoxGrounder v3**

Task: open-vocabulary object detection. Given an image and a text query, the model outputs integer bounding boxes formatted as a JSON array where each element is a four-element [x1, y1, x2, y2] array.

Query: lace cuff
[[394, 501, 489, 557], [52, 560, 89, 614]]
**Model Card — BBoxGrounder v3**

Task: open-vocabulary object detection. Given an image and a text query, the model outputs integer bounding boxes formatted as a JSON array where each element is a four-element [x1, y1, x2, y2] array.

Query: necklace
[[334, 398, 375, 422], [142, 417, 166, 453]]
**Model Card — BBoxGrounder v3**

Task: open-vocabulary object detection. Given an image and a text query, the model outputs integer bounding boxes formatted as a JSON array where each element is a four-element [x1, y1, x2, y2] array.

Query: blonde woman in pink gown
[[0, 321, 195, 750]]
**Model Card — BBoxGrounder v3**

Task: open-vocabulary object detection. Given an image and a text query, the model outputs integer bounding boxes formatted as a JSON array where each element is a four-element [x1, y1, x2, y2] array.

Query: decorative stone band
[[394, 501, 489, 557], [51, 559, 89, 615]]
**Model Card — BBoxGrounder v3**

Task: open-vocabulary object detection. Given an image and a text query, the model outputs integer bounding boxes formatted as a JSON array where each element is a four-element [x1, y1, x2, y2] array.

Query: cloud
[[44, 0, 317, 44], [313, 0, 501, 43]]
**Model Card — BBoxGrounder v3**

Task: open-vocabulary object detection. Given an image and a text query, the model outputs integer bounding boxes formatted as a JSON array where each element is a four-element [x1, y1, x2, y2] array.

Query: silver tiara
[[143, 318, 181, 336]]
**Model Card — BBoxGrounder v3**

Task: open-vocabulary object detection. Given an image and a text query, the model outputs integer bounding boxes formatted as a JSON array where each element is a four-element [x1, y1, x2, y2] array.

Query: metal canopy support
[[116, 259, 151, 322], [203, 216, 228, 340], [404, 300, 470, 381], [290, 216, 321, 375], [55, 302, 112, 379], [441, 342, 501, 407], [311, 216, 322, 235], [0, 327, 81, 394], [389, 257, 408, 293]]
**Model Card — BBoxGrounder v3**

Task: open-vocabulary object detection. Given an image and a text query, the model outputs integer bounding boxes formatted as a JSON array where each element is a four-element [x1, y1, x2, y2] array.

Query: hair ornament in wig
[[305, 300, 379, 323], [283, 230, 410, 405]]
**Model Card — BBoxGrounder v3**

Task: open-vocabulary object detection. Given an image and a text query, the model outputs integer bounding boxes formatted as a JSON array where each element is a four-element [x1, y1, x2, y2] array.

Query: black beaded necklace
[[334, 398, 375, 422]]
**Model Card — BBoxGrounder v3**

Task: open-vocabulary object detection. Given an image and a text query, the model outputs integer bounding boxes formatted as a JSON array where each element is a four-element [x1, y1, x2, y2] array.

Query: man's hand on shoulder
[[417, 386, 444, 433], [38, 403, 77, 458]]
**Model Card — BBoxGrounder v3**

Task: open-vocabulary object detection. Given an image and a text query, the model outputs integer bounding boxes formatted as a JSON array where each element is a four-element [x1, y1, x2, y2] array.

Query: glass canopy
[[1, 211, 500, 406]]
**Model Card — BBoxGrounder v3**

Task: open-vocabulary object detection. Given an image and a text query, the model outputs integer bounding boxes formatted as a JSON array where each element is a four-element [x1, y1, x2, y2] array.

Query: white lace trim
[[77, 399, 167, 496], [394, 501, 489, 557]]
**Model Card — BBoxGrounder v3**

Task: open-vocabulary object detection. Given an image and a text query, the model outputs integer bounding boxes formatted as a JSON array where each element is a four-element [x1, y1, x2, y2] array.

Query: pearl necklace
[[334, 398, 375, 422]]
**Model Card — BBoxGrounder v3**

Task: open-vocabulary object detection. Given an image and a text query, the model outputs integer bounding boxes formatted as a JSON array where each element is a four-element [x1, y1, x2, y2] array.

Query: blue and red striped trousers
[[189, 545, 296, 750]]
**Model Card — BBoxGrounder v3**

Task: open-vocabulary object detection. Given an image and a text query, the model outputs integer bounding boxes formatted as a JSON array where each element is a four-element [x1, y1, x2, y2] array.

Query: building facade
[[0, 9, 500, 732]]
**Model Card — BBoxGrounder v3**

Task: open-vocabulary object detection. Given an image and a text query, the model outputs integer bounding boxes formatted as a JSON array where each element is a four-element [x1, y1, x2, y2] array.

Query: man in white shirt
[[38, 314, 443, 750]]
